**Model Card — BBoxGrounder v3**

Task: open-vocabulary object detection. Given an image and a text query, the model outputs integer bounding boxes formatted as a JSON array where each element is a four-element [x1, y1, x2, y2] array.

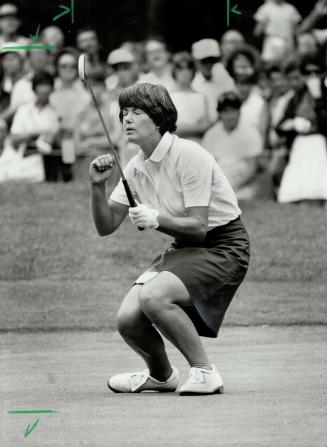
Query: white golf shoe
[[107, 366, 179, 393], [179, 365, 224, 395]]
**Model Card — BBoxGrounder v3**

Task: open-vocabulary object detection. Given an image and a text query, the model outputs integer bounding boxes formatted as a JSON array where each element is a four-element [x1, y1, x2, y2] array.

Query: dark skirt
[[136, 217, 250, 338]]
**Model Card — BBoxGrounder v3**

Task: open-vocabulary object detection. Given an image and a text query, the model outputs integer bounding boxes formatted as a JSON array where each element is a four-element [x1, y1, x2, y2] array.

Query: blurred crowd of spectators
[[1, 0, 327, 205]]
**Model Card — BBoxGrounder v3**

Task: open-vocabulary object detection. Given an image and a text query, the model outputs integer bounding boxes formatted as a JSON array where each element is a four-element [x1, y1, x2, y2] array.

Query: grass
[[0, 182, 326, 331]]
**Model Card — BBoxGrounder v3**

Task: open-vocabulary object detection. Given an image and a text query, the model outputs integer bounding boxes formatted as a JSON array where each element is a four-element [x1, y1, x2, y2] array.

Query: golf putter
[[78, 54, 144, 231]]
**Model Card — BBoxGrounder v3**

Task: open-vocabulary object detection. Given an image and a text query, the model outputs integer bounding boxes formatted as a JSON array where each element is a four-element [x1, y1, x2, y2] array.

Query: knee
[[138, 286, 170, 316], [116, 309, 138, 338]]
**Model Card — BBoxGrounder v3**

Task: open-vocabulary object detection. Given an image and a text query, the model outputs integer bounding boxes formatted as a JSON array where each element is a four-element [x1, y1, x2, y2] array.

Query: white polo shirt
[[110, 132, 241, 229]]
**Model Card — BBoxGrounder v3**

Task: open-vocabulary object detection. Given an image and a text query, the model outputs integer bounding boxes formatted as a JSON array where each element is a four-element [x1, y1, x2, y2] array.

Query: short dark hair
[[283, 58, 301, 75], [54, 47, 79, 71], [226, 44, 261, 79], [119, 83, 177, 135], [76, 27, 98, 39], [172, 52, 196, 80], [32, 70, 54, 91], [217, 91, 241, 112]]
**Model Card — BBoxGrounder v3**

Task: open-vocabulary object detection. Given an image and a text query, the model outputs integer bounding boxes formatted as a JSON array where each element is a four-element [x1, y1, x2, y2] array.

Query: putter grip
[[122, 179, 145, 231]]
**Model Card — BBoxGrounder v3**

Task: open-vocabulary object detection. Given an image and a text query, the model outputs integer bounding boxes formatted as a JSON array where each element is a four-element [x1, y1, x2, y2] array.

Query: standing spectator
[[192, 38, 235, 124], [202, 91, 263, 199], [0, 3, 29, 47], [254, 0, 301, 62], [0, 46, 34, 143], [50, 48, 90, 181], [74, 68, 115, 182], [266, 64, 294, 194], [139, 36, 175, 91], [276, 58, 327, 204], [1, 71, 60, 183], [236, 75, 269, 141], [170, 52, 210, 143], [220, 30, 245, 64], [76, 27, 103, 76], [106, 48, 140, 167], [40, 26, 65, 71], [298, 0, 327, 46]]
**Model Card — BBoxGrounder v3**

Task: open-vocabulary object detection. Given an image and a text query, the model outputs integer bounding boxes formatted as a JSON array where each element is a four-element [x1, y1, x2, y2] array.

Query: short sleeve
[[254, 4, 268, 23], [109, 159, 136, 206], [290, 6, 301, 25], [180, 147, 213, 208]]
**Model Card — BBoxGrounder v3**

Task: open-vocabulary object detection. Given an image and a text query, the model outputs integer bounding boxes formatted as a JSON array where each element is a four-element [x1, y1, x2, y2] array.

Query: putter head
[[78, 54, 87, 82]]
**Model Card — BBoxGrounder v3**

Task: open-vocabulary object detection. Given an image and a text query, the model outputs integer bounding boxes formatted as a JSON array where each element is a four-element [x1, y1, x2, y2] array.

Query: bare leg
[[138, 272, 211, 368], [116, 285, 173, 381]]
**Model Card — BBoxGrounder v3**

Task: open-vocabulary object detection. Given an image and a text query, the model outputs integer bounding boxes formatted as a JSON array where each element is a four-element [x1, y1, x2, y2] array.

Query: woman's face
[[233, 54, 254, 78], [175, 67, 194, 87], [57, 54, 77, 82], [1, 52, 22, 74], [122, 107, 159, 145]]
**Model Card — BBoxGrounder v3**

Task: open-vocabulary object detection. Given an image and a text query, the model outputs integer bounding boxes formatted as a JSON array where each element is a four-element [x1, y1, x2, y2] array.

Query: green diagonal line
[[231, 4, 242, 15], [53, 5, 70, 22], [8, 410, 57, 414], [1, 45, 57, 50]]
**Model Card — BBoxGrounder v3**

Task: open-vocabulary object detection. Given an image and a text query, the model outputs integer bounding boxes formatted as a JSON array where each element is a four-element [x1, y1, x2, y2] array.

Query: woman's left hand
[[129, 201, 159, 229]]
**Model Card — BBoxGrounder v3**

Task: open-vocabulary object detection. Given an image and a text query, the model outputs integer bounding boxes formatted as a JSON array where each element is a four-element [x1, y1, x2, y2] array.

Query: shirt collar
[[134, 132, 175, 171]]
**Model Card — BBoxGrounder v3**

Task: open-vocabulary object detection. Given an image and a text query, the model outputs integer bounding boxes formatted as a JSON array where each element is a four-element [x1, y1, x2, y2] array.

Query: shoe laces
[[130, 369, 149, 389], [188, 367, 206, 384]]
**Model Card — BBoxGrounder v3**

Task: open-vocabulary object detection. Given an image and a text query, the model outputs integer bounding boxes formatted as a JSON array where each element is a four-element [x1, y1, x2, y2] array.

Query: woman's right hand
[[89, 154, 115, 184]]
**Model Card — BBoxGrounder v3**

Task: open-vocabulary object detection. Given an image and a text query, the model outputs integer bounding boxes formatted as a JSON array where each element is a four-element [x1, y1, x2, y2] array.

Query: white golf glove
[[293, 117, 311, 134], [128, 201, 159, 229]]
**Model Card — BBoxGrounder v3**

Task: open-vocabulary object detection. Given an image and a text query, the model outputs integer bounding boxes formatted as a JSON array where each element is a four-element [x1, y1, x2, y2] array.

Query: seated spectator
[[50, 48, 90, 181], [139, 36, 176, 91], [0, 71, 60, 183], [276, 57, 327, 204], [220, 30, 245, 64], [202, 91, 263, 199], [0, 3, 29, 47], [192, 38, 235, 123], [170, 52, 210, 143], [73, 68, 115, 181], [236, 75, 269, 141], [253, 0, 302, 62], [105, 48, 140, 167]]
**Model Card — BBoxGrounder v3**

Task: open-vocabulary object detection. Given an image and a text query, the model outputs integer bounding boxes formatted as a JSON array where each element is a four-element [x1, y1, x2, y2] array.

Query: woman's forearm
[[157, 214, 207, 244], [90, 183, 116, 236]]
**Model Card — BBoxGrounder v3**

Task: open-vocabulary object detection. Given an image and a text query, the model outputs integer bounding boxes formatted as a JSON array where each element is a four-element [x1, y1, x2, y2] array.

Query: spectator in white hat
[[0, 3, 29, 47], [192, 38, 235, 123], [139, 36, 176, 92]]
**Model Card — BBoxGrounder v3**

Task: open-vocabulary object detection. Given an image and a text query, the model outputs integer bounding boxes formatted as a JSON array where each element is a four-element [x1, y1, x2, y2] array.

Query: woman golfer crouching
[[89, 83, 250, 395]]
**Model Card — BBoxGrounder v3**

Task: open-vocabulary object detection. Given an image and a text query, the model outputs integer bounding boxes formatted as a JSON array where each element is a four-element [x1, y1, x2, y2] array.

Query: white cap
[[0, 3, 18, 17], [107, 48, 135, 66], [192, 39, 221, 60]]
